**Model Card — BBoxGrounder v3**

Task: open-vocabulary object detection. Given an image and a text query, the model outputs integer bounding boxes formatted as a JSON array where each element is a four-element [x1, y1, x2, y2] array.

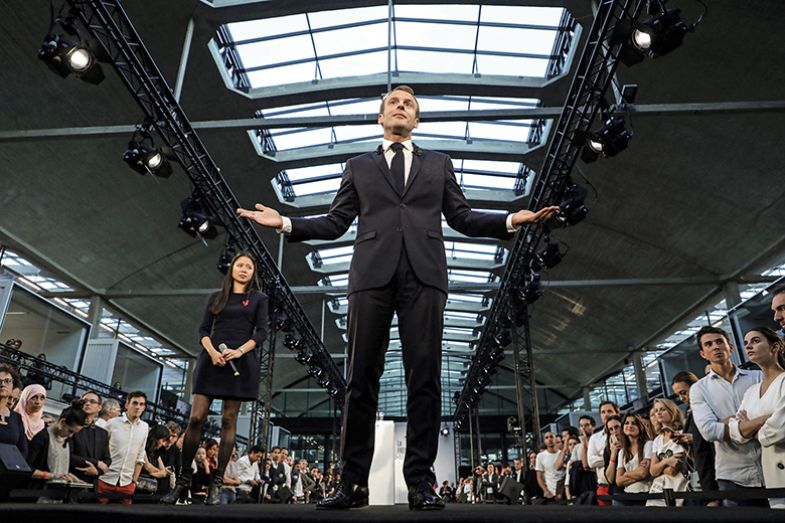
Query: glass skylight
[[220, 4, 572, 89]]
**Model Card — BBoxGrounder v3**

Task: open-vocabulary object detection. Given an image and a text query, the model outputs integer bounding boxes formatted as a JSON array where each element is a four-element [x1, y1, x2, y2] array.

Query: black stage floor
[[0, 503, 782, 522]]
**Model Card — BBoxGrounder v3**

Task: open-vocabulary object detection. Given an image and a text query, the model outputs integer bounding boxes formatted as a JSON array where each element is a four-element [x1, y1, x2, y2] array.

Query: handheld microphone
[[218, 343, 240, 377]]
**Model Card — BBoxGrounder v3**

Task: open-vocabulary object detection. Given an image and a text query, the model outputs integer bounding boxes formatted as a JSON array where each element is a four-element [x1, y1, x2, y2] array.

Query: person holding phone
[[646, 398, 688, 506]]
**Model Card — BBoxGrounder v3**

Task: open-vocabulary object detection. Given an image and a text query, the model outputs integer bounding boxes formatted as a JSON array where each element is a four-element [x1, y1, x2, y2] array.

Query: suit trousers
[[340, 246, 446, 488]]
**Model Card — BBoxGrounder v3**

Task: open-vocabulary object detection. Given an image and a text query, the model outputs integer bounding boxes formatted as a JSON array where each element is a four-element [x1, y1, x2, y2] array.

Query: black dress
[[193, 291, 269, 400]]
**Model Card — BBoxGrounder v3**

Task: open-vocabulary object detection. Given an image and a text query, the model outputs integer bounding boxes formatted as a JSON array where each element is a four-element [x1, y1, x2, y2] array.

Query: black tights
[[180, 394, 242, 478]]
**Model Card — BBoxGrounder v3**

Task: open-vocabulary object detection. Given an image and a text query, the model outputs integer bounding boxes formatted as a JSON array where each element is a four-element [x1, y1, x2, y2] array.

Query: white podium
[[368, 420, 395, 505]]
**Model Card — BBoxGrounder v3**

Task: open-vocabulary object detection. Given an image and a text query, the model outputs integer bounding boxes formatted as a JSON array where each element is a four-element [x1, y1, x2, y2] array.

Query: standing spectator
[[14, 384, 47, 441], [97, 391, 149, 504], [603, 415, 624, 501], [647, 398, 688, 506], [94, 398, 121, 429], [584, 401, 620, 505], [536, 432, 565, 503], [671, 371, 719, 506], [729, 326, 785, 509], [24, 353, 52, 390], [481, 463, 500, 502], [524, 450, 543, 502], [690, 326, 764, 506], [69, 390, 111, 486], [610, 414, 652, 506]]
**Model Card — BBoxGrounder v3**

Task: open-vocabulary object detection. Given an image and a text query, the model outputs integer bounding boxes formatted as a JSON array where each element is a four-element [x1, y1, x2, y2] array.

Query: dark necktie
[[390, 142, 405, 195]]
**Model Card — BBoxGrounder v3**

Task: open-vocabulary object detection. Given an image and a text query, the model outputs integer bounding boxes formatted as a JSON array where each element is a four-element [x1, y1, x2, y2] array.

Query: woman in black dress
[[161, 252, 268, 505]]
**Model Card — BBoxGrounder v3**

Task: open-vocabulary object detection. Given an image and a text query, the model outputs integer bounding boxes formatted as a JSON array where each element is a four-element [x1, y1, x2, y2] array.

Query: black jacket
[[69, 424, 111, 483], [289, 146, 511, 295]]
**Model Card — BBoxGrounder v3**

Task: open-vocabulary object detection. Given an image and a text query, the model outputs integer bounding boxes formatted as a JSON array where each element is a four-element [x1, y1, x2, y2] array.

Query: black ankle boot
[[160, 470, 192, 505], [205, 474, 223, 506]]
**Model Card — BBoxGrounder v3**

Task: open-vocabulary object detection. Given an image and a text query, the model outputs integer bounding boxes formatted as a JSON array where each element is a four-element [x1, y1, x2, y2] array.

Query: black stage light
[[327, 383, 342, 398], [317, 375, 331, 389], [283, 334, 303, 351], [38, 33, 105, 85], [178, 194, 217, 239], [275, 317, 294, 332], [493, 329, 512, 349], [440, 426, 450, 437], [613, 2, 697, 66], [217, 246, 236, 274], [555, 183, 589, 227], [531, 241, 564, 271], [123, 134, 174, 178], [581, 116, 632, 163], [489, 346, 505, 364], [295, 350, 315, 366], [307, 366, 323, 378]]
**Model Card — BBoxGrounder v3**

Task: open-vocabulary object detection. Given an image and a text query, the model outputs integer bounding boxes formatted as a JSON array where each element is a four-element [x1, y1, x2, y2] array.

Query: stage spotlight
[[217, 246, 236, 274], [123, 134, 174, 178], [440, 426, 450, 437], [275, 317, 294, 332], [536, 242, 564, 270], [178, 194, 217, 239], [581, 116, 632, 163], [489, 346, 505, 364], [38, 33, 105, 85], [283, 334, 303, 351], [613, 2, 699, 66], [307, 366, 324, 378], [514, 270, 542, 306], [317, 375, 331, 389], [493, 329, 512, 349], [327, 383, 342, 398], [555, 183, 589, 227], [295, 350, 315, 366]]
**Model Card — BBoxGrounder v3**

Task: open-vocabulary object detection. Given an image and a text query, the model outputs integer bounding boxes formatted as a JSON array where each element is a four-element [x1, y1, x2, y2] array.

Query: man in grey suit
[[238, 85, 558, 510]]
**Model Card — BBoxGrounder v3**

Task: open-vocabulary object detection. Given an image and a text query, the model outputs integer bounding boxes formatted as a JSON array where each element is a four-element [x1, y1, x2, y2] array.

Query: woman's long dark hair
[[210, 251, 261, 315], [146, 424, 171, 461], [746, 326, 785, 370], [619, 413, 652, 463]]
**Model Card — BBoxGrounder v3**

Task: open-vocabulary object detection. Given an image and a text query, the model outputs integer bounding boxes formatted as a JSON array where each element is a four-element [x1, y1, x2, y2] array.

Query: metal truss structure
[[63, 0, 345, 448], [453, 0, 645, 432]]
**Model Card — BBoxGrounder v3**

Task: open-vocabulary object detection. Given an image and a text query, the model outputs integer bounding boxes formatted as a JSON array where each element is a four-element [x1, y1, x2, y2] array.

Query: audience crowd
[[1, 290, 784, 508]]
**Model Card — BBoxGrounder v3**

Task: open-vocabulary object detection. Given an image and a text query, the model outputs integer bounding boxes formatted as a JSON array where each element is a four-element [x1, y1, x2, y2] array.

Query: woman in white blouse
[[610, 414, 653, 506], [729, 326, 785, 509], [647, 398, 689, 506]]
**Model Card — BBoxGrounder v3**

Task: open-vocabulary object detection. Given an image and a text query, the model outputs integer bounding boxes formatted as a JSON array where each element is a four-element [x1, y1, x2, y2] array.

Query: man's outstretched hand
[[510, 205, 560, 227], [237, 204, 284, 229]]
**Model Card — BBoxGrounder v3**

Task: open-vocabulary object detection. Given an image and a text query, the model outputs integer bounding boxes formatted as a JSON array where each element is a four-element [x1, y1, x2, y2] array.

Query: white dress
[[730, 372, 785, 509]]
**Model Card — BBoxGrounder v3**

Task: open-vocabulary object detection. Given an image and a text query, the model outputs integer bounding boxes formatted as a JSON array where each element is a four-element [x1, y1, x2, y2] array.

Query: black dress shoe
[[160, 471, 192, 505], [316, 481, 369, 510], [408, 481, 445, 511]]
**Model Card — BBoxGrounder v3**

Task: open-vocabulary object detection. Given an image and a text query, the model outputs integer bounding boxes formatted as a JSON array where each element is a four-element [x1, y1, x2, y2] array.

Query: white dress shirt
[[101, 413, 149, 487], [690, 366, 762, 486], [235, 455, 261, 494]]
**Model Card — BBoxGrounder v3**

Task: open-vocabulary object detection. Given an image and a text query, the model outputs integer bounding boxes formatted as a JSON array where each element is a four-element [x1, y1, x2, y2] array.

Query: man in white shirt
[[234, 445, 262, 503], [583, 401, 619, 506], [535, 432, 565, 503], [689, 326, 764, 506], [97, 391, 149, 504]]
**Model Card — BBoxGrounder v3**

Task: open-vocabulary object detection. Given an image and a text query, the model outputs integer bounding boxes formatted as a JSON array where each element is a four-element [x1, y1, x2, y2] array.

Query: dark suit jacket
[[289, 145, 512, 294], [69, 424, 111, 483]]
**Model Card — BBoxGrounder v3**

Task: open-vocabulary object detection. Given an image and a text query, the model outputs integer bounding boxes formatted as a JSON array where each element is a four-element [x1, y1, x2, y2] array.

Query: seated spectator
[[220, 447, 241, 504], [159, 421, 183, 493], [234, 445, 262, 503], [671, 370, 719, 506], [94, 398, 121, 429], [26, 399, 90, 501], [647, 398, 688, 506], [14, 384, 47, 440], [610, 414, 652, 506], [439, 480, 454, 502], [69, 390, 111, 487], [191, 446, 212, 503], [141, 424, 173, 494], [0, 364, 28, 502], [729, 326, 785, 509]]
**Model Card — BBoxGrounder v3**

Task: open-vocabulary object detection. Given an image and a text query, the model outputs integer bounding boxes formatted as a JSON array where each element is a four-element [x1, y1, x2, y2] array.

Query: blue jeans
[[220, 489, 237, 505]]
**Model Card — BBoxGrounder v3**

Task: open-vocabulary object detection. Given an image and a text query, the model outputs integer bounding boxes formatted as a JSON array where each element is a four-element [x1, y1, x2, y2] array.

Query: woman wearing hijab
[[14, 384, 47, 440]]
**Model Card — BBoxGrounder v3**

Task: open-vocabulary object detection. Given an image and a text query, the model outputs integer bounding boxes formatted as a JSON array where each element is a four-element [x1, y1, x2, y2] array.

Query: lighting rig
[[38, 4, 106, 85]]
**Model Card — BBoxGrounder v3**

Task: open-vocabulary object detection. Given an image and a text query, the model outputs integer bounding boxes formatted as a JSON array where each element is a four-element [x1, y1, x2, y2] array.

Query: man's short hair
[[562, 425, 580, 438], [0, 363, 20, 388], [81, 390, 102, 403], [379, 85, 420, 119], [165, 420, 183, 435], [671, 370, 699, 386], [771, 286, 785, 298], [248, 445, 264, 454], [126, 390, 147, 402], [579, 414, 596, 426], [599, 400, 620, 413], [696, 325, 731, 348]]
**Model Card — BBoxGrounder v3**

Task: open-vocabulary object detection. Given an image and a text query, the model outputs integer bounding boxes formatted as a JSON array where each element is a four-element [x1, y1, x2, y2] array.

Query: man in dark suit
[[238, 85, 558, 510], [69, 391, 111, 487]]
